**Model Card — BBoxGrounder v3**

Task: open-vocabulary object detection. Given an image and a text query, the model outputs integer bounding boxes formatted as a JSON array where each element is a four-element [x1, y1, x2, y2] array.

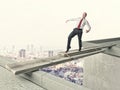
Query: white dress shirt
[[69, 17, 91, 30]]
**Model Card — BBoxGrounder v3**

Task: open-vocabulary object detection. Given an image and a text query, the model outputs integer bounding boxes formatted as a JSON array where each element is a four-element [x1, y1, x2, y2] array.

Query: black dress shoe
[[79, 48, 81, 51], [66, 46, 71, 53], [65, 50, 68, 53]]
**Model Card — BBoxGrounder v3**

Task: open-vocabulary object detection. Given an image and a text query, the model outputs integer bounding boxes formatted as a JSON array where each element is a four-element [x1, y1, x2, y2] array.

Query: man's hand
[[65, 20, 69, 23], [86, 30, 90, 33]]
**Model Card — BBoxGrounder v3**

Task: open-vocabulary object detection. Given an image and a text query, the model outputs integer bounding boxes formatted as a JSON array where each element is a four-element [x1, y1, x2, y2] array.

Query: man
[[65, 12, 91, 52]]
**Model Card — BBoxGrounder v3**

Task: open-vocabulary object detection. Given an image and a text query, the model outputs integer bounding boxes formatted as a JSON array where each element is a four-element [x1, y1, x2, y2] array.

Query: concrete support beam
[[5, 43, 116, 75], [59, 43, 116, 56], [6, 49, 105, 75]]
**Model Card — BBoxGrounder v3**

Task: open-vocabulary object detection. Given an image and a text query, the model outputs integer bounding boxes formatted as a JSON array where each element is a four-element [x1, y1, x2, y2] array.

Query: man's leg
[[78, 30, 83, 51], [66, 29, 77, 52]]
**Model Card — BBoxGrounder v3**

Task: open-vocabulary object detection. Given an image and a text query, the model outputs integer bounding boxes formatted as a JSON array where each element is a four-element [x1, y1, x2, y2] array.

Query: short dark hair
[[84, 12, 87, 16]]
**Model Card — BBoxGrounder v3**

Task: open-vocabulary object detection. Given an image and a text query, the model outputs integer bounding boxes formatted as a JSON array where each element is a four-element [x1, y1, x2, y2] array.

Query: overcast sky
[[0, 0, 120, 50]]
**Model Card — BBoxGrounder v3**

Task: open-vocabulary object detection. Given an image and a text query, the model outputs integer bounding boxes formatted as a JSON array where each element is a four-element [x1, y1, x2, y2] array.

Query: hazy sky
[[0, 0, 120, 50]]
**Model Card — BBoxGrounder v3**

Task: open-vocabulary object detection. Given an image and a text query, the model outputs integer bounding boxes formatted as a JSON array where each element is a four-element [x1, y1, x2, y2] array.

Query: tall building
[[19, 49, 26, 58], [48, 50, 53, 57]]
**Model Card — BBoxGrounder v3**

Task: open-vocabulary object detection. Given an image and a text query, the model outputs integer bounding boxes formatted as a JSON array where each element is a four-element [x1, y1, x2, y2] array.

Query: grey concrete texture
[[0, 67, 44, 90], [87, 37, 120, 44], [104, 46, 120, 57], [0, 56, 45, 90], [84, 53, 120, 90]]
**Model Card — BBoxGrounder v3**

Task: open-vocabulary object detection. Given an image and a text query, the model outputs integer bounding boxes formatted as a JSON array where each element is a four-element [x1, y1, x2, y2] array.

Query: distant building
[[48, 50, 53, 57], [19, 49, 26, 58]]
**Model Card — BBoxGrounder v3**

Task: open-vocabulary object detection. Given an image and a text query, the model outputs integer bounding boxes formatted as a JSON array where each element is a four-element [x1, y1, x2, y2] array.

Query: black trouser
[[67, 28, 83, 51]]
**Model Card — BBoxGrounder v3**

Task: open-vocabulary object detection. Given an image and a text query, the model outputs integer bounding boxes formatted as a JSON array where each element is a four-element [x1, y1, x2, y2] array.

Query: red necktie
[[77, 18, 83, 29]]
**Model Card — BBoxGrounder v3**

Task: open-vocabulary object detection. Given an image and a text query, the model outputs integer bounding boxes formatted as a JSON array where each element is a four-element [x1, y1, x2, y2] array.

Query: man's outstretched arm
[[65, 17, 80, 23]]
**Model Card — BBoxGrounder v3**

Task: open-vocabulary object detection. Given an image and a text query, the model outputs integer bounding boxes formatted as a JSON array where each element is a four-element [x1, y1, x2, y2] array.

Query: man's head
[[82, 12, 87, 19]]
